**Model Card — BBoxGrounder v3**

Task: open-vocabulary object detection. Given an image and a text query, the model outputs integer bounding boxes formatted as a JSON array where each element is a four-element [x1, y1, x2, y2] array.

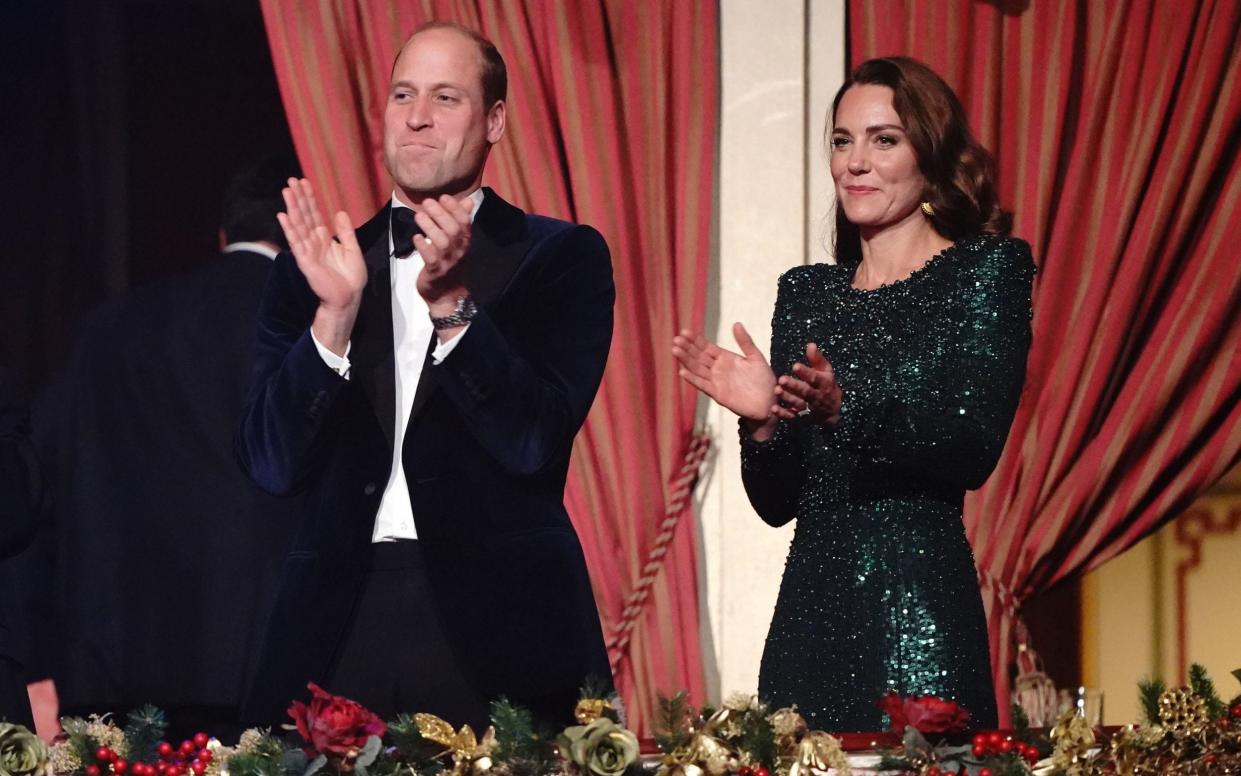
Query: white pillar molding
[[698, 0, 846, 702]]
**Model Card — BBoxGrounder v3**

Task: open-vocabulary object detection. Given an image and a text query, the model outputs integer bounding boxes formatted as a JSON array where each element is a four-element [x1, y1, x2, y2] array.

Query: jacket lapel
[[350, 204, 398, 458], [408, 187, 531, 421]]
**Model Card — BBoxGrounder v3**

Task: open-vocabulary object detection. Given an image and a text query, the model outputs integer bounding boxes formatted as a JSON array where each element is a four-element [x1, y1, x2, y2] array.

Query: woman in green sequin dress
[[674, 58, 1033, 731]]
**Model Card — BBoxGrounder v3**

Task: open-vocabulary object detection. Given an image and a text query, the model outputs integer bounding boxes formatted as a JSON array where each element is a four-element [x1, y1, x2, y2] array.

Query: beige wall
[[1082, 474, 1241, 725], [698, 0, 846, 702]]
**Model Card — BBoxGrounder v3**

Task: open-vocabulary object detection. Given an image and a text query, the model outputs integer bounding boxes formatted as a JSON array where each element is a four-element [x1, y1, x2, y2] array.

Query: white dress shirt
[[223, 241, 279, 260], [311, 189, 485, 541]]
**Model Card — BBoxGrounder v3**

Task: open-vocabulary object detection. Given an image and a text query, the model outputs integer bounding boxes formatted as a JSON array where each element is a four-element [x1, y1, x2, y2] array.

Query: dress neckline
[[844, 240, 960, 295]]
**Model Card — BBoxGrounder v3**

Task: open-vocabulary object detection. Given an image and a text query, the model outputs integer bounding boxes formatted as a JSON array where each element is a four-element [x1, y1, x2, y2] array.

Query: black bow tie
[[391, 207, 423, 258]]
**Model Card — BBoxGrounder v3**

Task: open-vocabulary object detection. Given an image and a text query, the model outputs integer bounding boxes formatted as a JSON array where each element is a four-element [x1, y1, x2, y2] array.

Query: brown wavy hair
[[830, 57, 1011, 265]]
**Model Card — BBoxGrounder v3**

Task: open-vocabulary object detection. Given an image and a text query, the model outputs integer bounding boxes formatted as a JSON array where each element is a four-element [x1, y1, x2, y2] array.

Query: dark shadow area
[[1, 0, 294, 392]]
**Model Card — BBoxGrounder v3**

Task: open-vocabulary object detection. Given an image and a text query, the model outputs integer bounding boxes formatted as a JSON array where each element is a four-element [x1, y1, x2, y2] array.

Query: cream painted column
[[698, 0, 845, 702]]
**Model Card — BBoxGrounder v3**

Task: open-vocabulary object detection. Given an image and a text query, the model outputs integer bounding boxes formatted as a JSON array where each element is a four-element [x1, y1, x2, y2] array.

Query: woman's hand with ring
[[773, 342, 842, 426]]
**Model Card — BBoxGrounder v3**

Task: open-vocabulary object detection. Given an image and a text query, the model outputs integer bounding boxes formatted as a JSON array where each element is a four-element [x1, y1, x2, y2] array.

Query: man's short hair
[[404, 21, 508, 109], [221, 155, 301, 248]]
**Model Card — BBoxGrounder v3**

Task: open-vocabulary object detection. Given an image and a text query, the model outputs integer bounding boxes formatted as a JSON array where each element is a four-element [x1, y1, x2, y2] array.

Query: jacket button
[[363, 482, 377, 496]]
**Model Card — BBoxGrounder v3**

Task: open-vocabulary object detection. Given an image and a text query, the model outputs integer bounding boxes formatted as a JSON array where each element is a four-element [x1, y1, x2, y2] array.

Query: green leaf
[[357, 735, 382, 768], [281, 749, 310, 776], [303, 754, 327, 776], [901, 726, 933, 760]]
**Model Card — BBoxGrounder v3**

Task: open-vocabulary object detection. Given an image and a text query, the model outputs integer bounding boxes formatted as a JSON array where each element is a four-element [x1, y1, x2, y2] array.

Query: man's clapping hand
[[276, 178, 365, 356]]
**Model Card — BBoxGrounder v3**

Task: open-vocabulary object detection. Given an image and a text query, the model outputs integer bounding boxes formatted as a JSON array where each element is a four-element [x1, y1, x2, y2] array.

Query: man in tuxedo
[[236, 23, 614, 728], [34, 157, 304, 739]]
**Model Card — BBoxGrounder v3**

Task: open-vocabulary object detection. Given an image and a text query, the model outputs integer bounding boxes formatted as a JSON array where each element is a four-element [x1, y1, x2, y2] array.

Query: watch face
[[460, 297, 478, 318]]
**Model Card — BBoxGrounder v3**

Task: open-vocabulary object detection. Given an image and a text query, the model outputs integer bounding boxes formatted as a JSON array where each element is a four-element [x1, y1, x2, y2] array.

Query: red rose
[[877, 692, 970, 735], [287, 683, 388, 758]]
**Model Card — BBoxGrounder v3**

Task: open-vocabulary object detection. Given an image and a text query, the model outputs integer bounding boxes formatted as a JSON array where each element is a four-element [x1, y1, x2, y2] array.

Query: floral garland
[[2, 663, 1236, 776]]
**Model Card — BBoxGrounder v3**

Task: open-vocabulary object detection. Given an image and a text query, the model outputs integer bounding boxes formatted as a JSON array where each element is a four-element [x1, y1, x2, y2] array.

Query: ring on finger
[[796, 406, 812, 418]]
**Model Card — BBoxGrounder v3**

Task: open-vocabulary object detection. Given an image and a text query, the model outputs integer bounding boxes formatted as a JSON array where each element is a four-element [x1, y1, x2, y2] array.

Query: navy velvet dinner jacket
[[236, 189, 615, 725]]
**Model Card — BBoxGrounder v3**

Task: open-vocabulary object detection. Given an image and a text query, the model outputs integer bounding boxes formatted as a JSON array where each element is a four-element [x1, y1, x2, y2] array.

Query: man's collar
[[223, 241, 279, 260], [388, 189, 486, 259], [389, 188, 485, 220]]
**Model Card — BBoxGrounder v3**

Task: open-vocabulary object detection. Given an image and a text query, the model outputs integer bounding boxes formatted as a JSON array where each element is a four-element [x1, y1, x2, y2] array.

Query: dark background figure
[[0, 369, 39, 728], [1, 0, 295, 737], [33, 156, 304, 741]]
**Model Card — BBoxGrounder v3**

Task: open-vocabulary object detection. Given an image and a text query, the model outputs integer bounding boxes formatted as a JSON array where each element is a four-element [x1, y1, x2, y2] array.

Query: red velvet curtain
[[850, 0, 1241, 724], [259, 1, 715, 733]]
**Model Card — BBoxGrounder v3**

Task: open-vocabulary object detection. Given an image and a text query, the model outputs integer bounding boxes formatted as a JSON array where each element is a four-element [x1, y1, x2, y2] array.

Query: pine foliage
[[385, 713, 439, 770], [1138, 676, 1166, 725], [226, 732, 304, 776], [489, 699, 556, 776], [737, 710, 777, 770], [123, 705, 168, 763], [652, 692, 693, 754], [1188, 663, 1227, 719]]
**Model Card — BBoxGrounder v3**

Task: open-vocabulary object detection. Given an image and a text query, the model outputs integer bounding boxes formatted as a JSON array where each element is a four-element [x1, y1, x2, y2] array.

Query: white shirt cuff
[[311, 329, 352, 379], [431, 324, 470, 364]]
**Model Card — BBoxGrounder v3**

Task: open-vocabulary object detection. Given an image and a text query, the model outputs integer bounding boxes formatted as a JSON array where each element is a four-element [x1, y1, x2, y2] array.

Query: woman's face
[[829, 84, 926, 232]]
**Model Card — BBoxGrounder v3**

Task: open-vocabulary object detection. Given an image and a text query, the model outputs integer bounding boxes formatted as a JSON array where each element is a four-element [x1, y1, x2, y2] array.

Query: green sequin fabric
[[740, 234, 1035, 732]]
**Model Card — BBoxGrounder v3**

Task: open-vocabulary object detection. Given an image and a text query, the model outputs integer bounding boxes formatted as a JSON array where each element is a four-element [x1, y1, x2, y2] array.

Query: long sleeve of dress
[[828, 239, 1035, 490], [739, 267, 819, 526]]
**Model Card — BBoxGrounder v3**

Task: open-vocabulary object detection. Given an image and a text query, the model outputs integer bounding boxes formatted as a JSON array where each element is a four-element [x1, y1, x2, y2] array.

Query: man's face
[[383, 29, 505, 205]]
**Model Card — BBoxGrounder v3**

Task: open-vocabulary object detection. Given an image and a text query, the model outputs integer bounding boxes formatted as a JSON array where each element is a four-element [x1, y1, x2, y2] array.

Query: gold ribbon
[[1049, 709, 1095, 771], [575, 699, 613, 725], [787, 732, 850, 776], [414, 714, 495, 776]]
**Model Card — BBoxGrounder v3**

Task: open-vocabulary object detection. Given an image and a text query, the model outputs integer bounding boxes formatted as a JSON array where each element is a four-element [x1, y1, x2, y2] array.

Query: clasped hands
[[672, 323, 842, 441], [276, 178, 475, 354]]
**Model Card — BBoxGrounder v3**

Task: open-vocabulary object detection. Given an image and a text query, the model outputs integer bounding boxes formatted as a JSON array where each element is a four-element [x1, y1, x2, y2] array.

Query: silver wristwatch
[[430, 296, 478, 330]]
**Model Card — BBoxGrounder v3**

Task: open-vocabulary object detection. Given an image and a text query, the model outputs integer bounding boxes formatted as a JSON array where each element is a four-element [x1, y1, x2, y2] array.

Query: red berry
[[113, 758, 129, 774], [926, 767, 940, 776], [754, 769, 769, 776], [157, 743, 174, 760], [180, 742, 195, 756], [998, 739, 1014, 754], [190, 764, 206, 776], [971, 743, 986, 758], [972, 732, 987, 747], [985, 731, 1002, 747], [1232, 704, 1241, 719], [192, 734, 209, 750], [97, 748, 115, 763], [978, 768, 992, 776], [1204, 754, 1218, 765], [86, 767, 101, 776], [196, 751, 212, 764]]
